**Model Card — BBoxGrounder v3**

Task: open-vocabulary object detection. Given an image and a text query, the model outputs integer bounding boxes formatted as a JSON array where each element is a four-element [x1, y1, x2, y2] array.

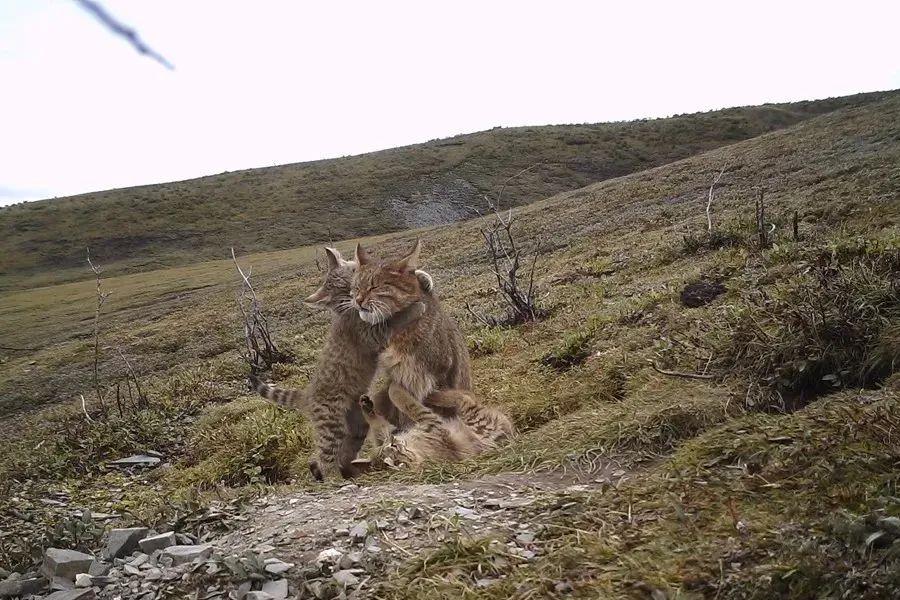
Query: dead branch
[[87, 248, 110, 413], [74, 0, 174, 69], [755, 188, 769, 249], [706, 165, 727, 233], [117, 346, 146, 409], [652, 361, 716, 380], [79, 394, 94, 423], [231, 248, 291, 373]]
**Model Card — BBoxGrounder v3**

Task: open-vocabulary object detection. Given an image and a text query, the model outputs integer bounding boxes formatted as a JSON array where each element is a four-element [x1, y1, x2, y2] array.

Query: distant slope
[[0, 90, 895, 290]]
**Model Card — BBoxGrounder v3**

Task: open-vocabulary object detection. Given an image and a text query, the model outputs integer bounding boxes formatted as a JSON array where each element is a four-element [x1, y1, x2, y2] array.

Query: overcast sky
[[1, 0, 898, 206]]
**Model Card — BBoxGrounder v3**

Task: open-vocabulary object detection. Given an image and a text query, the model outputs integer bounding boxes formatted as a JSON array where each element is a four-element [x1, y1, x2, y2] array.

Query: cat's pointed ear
[[323, 247, 343, 271], [355, 243, 371, 266], [395, 239, 422, 271], [303, 286, 331, 305]]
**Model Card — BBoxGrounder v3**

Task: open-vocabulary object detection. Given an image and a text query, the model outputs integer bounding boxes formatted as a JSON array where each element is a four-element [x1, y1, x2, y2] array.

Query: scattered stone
[[349, 520, 369, 541], [333, 528, 350, 537], [234, 580, 252, 599], [176, 533, 197, 545], [515, 532, 536, 546], [88, 561, 109, 577], [109, 454, 161, 467], [316, 548, 343, 566], [138, 531, 176, 554], [144, 568, 163, 581], [42, 549, 96, 581], [74, 573, 92, 588], [43, 589, 96, 600], [332, 569, 359, 587], [51, 575, 76, 591], [452, 506, 477, 519], [261, 579, 289, 600], [124, 565, 142, 576], [338, 552, 362, 570], [245, 593, 273, 600], [163, 544, 213, 566], [129, 553, 150, 568], [106, 527, 150, 559], [263, 558, 294, 575], [0, 574, 46, 598]]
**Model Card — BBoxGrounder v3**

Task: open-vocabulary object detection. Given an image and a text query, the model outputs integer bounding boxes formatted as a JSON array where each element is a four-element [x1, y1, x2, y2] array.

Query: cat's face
[[303, 247, 356, 313], [351, 241, 424, 325]]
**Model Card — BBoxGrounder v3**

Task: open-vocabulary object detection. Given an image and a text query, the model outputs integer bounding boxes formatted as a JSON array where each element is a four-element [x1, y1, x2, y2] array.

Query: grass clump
[[540, 329, 594, 372], [170, 398, 313, 489], [718, 239, 899, 409]]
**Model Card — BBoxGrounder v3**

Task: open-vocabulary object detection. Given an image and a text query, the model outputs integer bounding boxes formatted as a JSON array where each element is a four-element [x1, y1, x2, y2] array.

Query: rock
[[42, 549, 95, 581], [176, 533, 196, 545], [333, 528, 350, 537], [128, 553, 150, 568], [349, 520, 369, 541], [452, 506, 478, 520], [263, 558, 294, 575], [87, 561, 109, 577], [338, 552, 362, 570], [234, 580, 252, 599], [144, 568, 163, 581], [106, 527, 150, 559], [44, 590, 96, 600], [162, 544, 213, 566], [515, 532, 535, 546], [51, 575, 75, 591], [123, 565, 142, 576], [332, 569, 360, 587], [261, 579, 289, 600], [315, 548, 343, 566], [109, 454, 161, 467], [245, 593, 273, 600], [74, 573, 92, 588], [138, 531, 176, 554]]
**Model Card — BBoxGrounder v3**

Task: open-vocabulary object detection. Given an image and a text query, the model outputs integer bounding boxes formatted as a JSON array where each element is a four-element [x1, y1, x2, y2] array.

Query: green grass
[[2, 90, 895, 291], [0, 92, 899, 589]]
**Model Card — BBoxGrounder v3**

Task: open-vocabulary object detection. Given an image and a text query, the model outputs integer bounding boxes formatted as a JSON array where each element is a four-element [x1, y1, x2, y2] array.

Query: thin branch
[[74, 0, 174, 70], [87, 248, 110, 412], [117, 346, 146, 409], [495, 163, 543, 210], [652, 361, 716, 380], [79, 394, 94, 423]]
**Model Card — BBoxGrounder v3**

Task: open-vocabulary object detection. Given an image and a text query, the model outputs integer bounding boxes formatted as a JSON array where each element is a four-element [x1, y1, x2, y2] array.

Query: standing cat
[[352, 239, 472, 406], [249, 247, 431, 480]]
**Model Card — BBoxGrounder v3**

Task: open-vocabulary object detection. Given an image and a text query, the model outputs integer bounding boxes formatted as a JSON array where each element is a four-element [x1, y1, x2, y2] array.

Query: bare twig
[[231, 248, 290, 373], [87, 248, 110, 413], [755, 188, 769, 249], [706, 165, 727, 233], [74, 0, 174, 69], [652, 361, 716, 380], [792, 210, 800, 242], [79, 394, 94, 423], [117, 346, 146, 409]]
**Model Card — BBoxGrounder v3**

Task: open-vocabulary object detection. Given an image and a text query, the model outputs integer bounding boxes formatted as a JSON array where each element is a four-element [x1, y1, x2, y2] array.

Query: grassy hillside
[[0, 94, 897, 596], [1, 90, 895, 291]]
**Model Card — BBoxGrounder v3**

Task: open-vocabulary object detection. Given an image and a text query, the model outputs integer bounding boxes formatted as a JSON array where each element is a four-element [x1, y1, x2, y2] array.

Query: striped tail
[[248, 375, 305, 410]]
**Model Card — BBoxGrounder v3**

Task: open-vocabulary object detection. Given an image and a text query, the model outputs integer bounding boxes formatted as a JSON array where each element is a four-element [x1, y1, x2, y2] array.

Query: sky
[[0, 0, 898, 206]]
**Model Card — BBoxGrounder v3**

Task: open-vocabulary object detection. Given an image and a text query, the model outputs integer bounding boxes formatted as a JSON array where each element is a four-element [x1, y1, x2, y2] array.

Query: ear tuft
[[395, 239, 422, 271], [355, 243, 370, 265], [323, 247, 342, 271]]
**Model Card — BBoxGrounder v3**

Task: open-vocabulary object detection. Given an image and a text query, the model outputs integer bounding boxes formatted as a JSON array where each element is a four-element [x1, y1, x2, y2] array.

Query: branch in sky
[[74, 0, 174, 70]]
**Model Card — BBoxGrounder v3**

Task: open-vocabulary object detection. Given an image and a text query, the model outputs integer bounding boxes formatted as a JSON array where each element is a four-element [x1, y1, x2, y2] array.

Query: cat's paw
[[359, 394, 375, 414]]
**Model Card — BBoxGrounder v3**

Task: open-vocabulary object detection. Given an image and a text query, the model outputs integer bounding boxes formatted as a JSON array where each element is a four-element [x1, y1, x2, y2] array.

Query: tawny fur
[[248, 247, 432, 481], [359, 383, 515, 468], [352, 240, 472, 406]]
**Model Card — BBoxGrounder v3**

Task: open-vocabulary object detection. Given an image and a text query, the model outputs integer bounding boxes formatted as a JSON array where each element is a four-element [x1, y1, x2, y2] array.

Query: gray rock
[[138, 531, 176, 554], [332, 569, 360, 587], [44, 590, 96, 600], [109, 454, 161, 467], [515, 532, 535, 546], [106, 527, 150, 559], [42, 549, 95, 581], [245, 592, 274, 600], [338, 551, 362, 570], [263, 558, 294, 575], [162, 544, 212, 566], [349, 520, 369, 541], [315, 548, 343, 566], [50, 575, 75, 591], [87, 561, 109, 577], [261, 579, 288, 600], [123, 565, 142, 576], [74, 573, 92, 588], [128, 553, 149, 568]]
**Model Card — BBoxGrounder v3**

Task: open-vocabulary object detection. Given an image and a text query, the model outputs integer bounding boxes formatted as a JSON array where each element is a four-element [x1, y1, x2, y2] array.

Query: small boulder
[[263, 558, 294, 575], [261, 579, 289, 600], [680, 280, 726, 308], [41, 549, 95, 581], [245, 593, 274, 600], [315, 548, 343, 566], [44, 590, 96, 600], [105, 527, 150, 559], [162, 544, 212, 566], [109, 454, 161, 467], [332, 569, 360, 587], [349, 520, 369, 541], [74, 574, 92, 588], [138, 531, 176, 554]]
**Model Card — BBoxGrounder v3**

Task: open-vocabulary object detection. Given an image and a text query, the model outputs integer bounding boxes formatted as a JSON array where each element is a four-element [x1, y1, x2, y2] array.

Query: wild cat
[[249, 246, 433, 480], [358, 382, 515, 468], [352, 239, 472, 404]]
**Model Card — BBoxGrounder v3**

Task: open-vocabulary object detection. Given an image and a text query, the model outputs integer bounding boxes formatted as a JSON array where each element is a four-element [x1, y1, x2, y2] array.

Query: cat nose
[[355, 293, 366, 307]]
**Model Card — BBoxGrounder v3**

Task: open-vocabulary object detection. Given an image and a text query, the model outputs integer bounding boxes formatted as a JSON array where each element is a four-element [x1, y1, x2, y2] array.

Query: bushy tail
[[248, 375, 305, 410]]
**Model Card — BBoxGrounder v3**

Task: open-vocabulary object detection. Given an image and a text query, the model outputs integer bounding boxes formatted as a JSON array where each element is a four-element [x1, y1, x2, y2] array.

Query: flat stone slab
[[138, 531, 176, 554], [261, 579, 288, 600], [44, 589, 96, 600], [41, 549, 95, 581], [162, 544, 212, 566], [105, 527, 149, 559], [109, 454, 161, 467]]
